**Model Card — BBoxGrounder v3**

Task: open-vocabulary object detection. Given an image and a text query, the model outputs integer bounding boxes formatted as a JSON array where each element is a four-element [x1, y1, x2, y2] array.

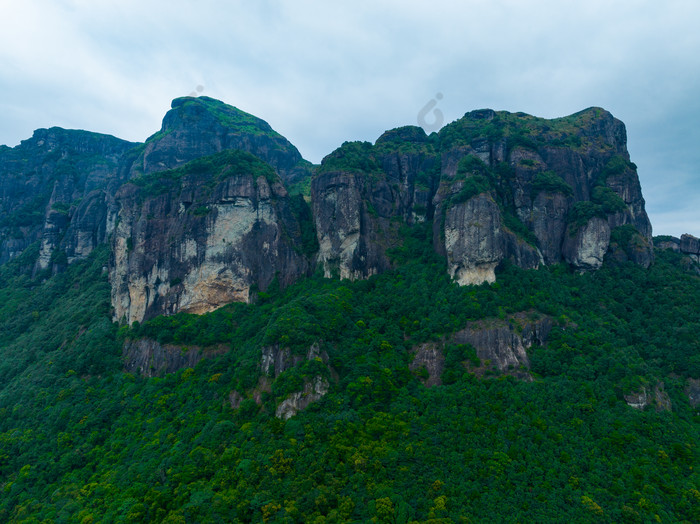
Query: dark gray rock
[[122, 338, 226, 377], [110, 154, 309, 324], [681, 234, 700, 258], [438, 192, 506, 285], [261, 343, 326, 378], [607, 226, 654, 268], [654, 236, 680, 252], [563, 217, 611, 271], [312, 170, 390, 280], [451, 314, 552, 377], [0, 127, 135, 267], [409, 343, 445, 387], [0, 101, 659, 323]]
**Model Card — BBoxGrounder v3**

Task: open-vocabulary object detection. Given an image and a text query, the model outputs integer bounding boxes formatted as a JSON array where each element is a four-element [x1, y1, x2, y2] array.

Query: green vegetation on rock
[[318, 141, 382, 174], [130, 149, 279, 197], [172, 96, 284, 138], [532, 170, 574, 196]]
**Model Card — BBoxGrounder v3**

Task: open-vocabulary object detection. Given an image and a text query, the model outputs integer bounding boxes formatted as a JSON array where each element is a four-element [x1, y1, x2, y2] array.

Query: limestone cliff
[[110, 150, 309, 324]]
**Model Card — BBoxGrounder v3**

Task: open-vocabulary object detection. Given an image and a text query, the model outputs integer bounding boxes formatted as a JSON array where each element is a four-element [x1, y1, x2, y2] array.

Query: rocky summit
[[0, 98, 662, 323]]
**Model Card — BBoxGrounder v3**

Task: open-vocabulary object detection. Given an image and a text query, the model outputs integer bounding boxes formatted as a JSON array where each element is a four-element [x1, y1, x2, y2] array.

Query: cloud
[[1, 0, 698, 235]]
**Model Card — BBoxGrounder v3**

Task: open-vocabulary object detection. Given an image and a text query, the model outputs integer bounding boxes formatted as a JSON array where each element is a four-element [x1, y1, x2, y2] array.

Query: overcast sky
[[1, 0, 698, 236]]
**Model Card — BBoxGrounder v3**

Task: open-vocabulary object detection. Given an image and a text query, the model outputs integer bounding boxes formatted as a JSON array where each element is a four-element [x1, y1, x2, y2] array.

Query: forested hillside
[[0, 99, 698, 522], [0, 225, 698, 522]]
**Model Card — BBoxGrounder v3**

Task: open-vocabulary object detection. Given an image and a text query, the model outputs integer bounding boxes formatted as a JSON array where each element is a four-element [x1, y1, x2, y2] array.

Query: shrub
[[531, 171, 574, 197]]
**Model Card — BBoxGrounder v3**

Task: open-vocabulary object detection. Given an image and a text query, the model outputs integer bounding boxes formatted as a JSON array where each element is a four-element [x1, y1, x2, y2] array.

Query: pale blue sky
[[1, 0, 698, 236]]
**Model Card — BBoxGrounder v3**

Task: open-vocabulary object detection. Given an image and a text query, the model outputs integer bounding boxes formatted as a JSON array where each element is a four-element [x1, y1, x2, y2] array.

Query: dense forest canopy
[[0, 225, 697, 522]]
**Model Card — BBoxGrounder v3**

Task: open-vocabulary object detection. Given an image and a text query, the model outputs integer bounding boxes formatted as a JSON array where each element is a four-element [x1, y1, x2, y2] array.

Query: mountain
[[125, 96, 313, 184], [0, 99, 656, 322], [313, 107, 653, 285], [0, 98, 698, 522], [0, 127, 136, 269]]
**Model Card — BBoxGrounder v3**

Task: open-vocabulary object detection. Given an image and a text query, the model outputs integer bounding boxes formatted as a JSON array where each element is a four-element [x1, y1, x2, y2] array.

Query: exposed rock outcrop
[[275, 376, 330, 420], [655, 234, 700, 273], [440, 193, 505, 285], [434, 108, 651, 276], [0, 127, 135, 268], [452, 314, 553, 378], [261, 343, 326, 377], [409, 343, 444, 387], [624, 382, 672, 412], [110, 151, 309, 324], [681, 234, 700, 263], [655, 236, 681, 252], [62, 190, 116, 265], [606, 225, 654, 268], [409, 314, 552, 384], [122, 338, 226, 377], [0, 100, 657, 323], [312, 171, 388, 280], [312, 132, 436, 280], [257, 343, 332, 419], [686, 379, 700, 408], [434, 190, 542, 285], [528, 191, 571, 265], [315, 106, 653, 285], [563, 217, 611, 271]]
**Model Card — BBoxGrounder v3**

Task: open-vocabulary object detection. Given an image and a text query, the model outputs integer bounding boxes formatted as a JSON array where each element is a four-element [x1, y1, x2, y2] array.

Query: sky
[[1, 0, 698, 237]]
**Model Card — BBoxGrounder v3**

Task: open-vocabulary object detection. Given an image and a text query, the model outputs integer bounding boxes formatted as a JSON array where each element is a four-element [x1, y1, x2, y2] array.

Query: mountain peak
[[165, 96, 277, 137], [128, 97, 308, 183]]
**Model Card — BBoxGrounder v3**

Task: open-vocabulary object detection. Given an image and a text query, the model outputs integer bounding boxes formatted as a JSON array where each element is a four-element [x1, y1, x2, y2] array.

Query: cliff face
[[409, 313, 553, 385], [110, 150, 309, 324], [432, 108, 653, 277], [314, 107, 653, 284], [311, 130, 436, 279], [432, 186, 541, 286], [0, 99, 657, 323], [0, 128, 136, 269], [681, 234, 700, 262], [122, 338, 227, 377], [452, 314, 552, 376]]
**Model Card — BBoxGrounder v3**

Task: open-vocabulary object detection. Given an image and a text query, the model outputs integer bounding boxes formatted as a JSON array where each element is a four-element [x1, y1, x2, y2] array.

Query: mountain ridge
[[0, 97, 686, 324]]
